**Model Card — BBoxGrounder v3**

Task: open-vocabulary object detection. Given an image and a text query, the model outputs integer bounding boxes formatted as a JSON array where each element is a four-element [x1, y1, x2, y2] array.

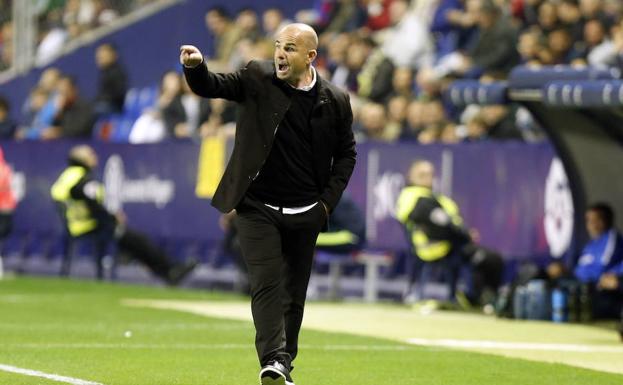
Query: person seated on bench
[[315, 193, 365, 254], [51, 144, 196, 284], [396, 159, 503, 306]]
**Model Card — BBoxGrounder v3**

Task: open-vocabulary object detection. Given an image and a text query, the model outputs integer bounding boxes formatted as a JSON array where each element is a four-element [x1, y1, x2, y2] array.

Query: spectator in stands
[[38, 67, 62, 94], [480, 105, 523, 140], [401, 99, 426, 141], [385, 95, 409, 140], [436, 0, 519, 78], [421, 100, 448, 132], [363, 0, 393, 32], [381, 0, 434, 70], [430, 0, 469, 58], [415, 67, 446, 103], [518, 28, 552, 65], [547, 27, 584, 65], [0, 96, 16, 139], [235, 8, 262, 43], [15, 86, 58, 140], [131, 70, 228, 143], [180, 78, 212, 139], [36, 19, 68, 66], [440, 123, 460, 144], [229, 8, 273, 70], [583, 19, 617, 67], [356, 102, 393, 142], [130, 70, 182, 143], [15, 68, 62, 140], [205, 7, 241, 69], [558, 0, 585, 42], [440, 0, 480, 54], [463, 112, 488, 141], [94, 43, 128, 115], [51, 144, 196, 282], [262, 8, 291, 39], [537, 1, 560, 35], [43, 76, 94, 139], [316, 0, 366, 35], [158, 71, 189, 139], [346, 36, 394, 103], [391, 67, 415, 100], [579, 0, 613, 28]]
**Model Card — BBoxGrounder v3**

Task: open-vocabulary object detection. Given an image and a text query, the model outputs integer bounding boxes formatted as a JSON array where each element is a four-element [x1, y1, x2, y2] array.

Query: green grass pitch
[[0, 276, 621, 385]]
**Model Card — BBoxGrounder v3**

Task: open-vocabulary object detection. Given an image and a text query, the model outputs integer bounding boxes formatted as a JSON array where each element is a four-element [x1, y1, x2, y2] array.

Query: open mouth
[[277, 63, 289, 73]]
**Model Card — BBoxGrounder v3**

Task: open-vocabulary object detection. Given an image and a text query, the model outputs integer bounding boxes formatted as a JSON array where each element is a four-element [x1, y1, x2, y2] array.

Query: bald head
[[277, 23, 318, 50], [274, 23, 318, 86], [408, 160, 435, 188], [69, 144, 98, 169]]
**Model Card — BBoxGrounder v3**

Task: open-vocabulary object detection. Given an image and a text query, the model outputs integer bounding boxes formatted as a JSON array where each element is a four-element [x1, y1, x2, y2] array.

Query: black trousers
[[235, 195, 325, 368]]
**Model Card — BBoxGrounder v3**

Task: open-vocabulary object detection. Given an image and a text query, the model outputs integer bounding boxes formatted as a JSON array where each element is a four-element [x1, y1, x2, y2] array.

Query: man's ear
[[307, 49, 317, 64]]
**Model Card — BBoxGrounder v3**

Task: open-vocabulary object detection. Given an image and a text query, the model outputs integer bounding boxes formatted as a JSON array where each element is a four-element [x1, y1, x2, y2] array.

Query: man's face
[[95, 46, 115, 68], [586, 210, 607, 239], [274, 28, 314, 84], [408, 162, 435, 188], [206, 12, 226, 35]]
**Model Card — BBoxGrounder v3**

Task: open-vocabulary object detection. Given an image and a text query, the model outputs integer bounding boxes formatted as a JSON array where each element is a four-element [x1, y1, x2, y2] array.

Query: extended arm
[[180, 45, 246, 102]]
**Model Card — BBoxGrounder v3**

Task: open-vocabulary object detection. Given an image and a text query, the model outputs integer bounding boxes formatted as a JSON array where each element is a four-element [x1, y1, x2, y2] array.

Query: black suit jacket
[[184, 60, 356, 214]]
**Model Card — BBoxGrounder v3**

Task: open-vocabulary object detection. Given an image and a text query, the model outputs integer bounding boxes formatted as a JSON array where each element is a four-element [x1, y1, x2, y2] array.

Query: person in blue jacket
[[573, 203, 623, 325]]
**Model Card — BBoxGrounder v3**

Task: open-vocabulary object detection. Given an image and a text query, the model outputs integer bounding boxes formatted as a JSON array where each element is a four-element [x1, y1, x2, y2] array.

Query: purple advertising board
[[2, 140, 568, 263], [348, 142, 564, 259]]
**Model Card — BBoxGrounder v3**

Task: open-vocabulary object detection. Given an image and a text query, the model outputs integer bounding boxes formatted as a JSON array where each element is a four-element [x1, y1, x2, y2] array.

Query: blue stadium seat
[[123, 88, 140, 118], [137, 86, 159, 114], [110, 117, 135, 142]]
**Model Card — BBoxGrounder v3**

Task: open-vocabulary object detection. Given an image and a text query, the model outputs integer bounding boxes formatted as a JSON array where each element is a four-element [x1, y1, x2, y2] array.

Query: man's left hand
[[598, 273, 620, 291]]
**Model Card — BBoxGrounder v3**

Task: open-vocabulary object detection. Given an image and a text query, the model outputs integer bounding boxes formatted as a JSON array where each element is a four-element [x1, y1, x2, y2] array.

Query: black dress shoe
[[259, 361, 294, 385], [166, 259, 198, 286]]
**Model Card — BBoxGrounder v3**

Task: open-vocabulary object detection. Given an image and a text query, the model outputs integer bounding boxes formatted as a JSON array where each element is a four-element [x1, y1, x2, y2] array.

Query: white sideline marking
[[3, 342, 415, 352], [0, 364, 104, 385], [406, 338, 623, 353], [8, 340, 622, 354]]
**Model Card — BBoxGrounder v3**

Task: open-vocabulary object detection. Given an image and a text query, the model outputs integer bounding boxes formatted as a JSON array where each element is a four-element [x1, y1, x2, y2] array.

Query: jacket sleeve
[[69, 177, 115, 221], [183, 59, 246, 102], [319, 92, 356, 212]]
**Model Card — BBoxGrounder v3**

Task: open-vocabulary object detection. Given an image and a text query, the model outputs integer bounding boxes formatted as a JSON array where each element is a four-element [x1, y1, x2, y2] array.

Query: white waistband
[[265, 202, 318, 214]]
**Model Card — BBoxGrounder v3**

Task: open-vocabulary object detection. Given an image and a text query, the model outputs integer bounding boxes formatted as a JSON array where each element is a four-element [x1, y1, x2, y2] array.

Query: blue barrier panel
[[446, 80, 508, 106], [542, 80, 623, 107], [509, 65, 620, 90]]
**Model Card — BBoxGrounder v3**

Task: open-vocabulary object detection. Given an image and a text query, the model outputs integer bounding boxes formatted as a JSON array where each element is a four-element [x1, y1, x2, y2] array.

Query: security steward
[[396, 159, 503, 305], [51, 144, 196, 283]]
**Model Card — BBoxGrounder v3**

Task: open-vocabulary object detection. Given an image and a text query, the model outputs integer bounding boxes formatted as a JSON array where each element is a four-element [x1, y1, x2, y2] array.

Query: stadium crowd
[[1, 0, 622, 144], [0, 0, 159, 71]]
